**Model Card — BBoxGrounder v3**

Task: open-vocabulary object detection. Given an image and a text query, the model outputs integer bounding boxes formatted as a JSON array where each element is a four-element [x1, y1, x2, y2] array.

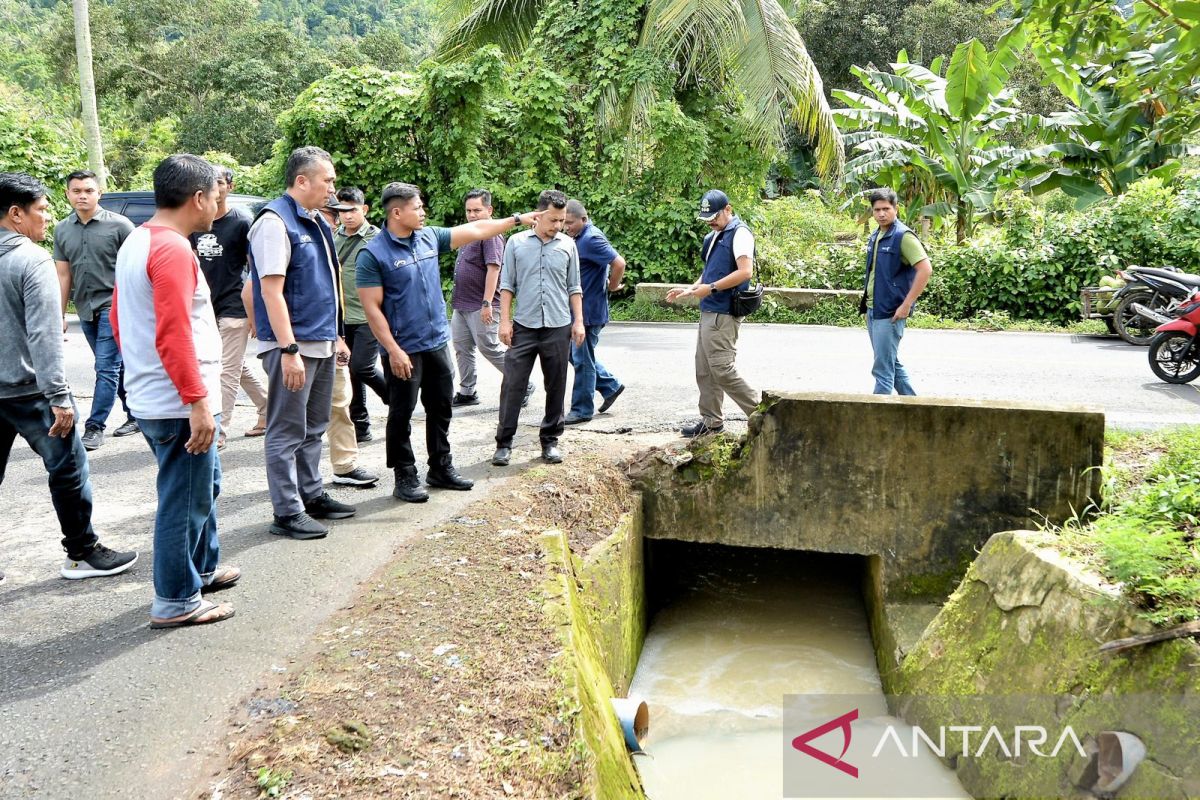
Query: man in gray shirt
[[0, 172, 138, 583], [492, 190, 584, 466], [53, 170, 137, 450]]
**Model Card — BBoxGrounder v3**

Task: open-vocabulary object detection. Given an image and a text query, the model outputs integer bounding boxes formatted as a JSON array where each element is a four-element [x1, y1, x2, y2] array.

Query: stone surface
[[897, 531, 1200, 799], [629, 392, 1105, 598], [636, 282, 860, 309]]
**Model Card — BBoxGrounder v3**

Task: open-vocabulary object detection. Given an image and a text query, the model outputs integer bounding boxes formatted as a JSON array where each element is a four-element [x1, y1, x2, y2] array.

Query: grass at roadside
[[1051, 427, 1200, 626], [609, 297, 1110, 335]]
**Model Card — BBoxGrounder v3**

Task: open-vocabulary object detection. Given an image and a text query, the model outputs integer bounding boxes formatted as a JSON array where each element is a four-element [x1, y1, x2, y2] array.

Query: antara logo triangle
[[791, 709, 859, 778]]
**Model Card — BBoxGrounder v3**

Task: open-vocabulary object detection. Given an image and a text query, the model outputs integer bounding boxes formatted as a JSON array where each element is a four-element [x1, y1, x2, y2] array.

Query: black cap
[[697, 189, 729, 222], [324, 193, 354, 212]]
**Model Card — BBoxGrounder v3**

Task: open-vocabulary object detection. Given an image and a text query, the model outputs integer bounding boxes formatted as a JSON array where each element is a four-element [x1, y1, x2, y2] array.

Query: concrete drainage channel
[[541, 393, 1200, 799]]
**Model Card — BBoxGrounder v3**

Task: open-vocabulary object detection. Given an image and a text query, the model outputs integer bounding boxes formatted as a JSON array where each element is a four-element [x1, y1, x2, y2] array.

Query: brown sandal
[[150, 600, 235, 629], [244, 420, 267, 437], [202, 565, 241, 593]]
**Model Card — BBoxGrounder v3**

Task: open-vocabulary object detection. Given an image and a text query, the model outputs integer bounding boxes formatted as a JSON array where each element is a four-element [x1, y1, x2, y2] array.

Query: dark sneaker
[[491, 447, 511, 467], [113, 418, 140, 437], [452, 392, 480, 407], [270, 512, 329, 540], [305, 492, 356, 519], [81, 426, 103, 451], [541, 444, 563, 464], [333, 467, 379, 487], [393, 468, 429, 503], [427, 463, 474, 491], [355, 428, 374, 443], [61, 544, 138, 580], [681, 420, 724, 438], [598, 384, 625, 414], [521, 382, 535, 408], [564, 414, 591, 425]]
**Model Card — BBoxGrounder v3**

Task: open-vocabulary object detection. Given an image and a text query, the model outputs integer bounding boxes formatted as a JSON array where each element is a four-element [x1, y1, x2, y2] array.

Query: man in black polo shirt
[[189, 167, 268, 450], [53, 170, 138, 450]]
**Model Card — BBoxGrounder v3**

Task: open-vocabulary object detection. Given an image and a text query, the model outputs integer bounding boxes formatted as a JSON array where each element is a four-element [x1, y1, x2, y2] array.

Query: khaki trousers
[[696, 311, 760, 426], [327, 363, 357, 473], [217, 317, 268, 432]]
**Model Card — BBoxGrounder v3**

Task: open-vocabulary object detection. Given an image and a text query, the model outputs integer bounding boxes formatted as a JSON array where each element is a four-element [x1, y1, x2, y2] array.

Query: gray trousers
[[451, 308, 508, 396], [696, 311, 760, 426], [262, 349, 335, 517]]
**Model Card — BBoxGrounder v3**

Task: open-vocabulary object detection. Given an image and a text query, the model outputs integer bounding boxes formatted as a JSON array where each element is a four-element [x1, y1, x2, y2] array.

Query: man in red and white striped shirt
[[112, 155, 240, 629]]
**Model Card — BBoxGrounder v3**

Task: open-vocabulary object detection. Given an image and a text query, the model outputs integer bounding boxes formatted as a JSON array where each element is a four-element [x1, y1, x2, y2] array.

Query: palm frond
[[436, 0, 549, 61]]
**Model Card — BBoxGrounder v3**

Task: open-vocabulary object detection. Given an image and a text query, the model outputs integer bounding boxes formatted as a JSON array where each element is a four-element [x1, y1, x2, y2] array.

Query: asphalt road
[[1, 319, 1197, 799]]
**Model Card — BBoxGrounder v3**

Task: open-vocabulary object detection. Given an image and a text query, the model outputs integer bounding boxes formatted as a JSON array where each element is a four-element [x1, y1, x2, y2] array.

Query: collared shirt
[[451, 234, 505, 312], [500, 229, 581, 329], [355, 226, 453, 354], [52, 207, 135, 321], [335, 221, 380, 325], [573, 222, 619, 327]]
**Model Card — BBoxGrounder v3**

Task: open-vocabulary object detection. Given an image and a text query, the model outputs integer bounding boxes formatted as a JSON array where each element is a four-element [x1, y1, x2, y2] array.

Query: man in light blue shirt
[[492, 190, 584, 466]]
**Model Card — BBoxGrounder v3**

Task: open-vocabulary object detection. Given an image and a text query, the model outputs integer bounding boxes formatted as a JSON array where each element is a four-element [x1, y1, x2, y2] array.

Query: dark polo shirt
[[52, 207, 135, 321]]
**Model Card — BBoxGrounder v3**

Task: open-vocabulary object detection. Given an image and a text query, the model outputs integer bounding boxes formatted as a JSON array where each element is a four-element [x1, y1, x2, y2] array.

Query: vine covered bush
[[0, 81, 84, 215]]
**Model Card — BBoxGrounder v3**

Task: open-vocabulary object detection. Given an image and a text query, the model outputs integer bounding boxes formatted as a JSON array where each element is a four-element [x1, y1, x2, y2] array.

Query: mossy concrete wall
[[631, 392, 1104, 599], [540, 506, 647, 799], [897, 531, 1200, 798]]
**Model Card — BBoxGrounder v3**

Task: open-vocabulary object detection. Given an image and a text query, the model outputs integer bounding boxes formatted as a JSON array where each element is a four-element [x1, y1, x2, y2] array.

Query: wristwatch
[[482, 300, 492, 308], [281, 343, 300, 355], [511, 213, 521, 227], [708, 282, 719, 294]]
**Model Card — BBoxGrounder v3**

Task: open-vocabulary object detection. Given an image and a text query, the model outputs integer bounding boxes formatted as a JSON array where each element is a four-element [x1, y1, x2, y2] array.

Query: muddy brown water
[[629, 545, 968, 799]]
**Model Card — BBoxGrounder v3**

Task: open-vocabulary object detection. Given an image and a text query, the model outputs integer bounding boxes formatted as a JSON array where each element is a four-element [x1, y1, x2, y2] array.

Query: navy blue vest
[[250, 194, 341, 343], [362, 226, 449, 354], [699, 216, 751, 315], [864, 219, 918, 317]]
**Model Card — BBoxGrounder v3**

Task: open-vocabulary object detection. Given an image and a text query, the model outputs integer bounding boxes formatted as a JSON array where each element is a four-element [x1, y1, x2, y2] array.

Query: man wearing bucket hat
[[665, 189, 761, 437]]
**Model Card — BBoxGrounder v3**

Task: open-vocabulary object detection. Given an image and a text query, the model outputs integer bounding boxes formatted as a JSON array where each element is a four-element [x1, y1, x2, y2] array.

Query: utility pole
[[72, 0, 107, 189]]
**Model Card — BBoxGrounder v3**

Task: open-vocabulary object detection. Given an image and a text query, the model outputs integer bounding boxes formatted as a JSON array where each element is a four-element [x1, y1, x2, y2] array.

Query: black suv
[[99, 192, 267, 225]]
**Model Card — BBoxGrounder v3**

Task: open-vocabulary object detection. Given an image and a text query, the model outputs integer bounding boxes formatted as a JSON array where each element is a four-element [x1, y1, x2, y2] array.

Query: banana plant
[[833, 31, 1031, 242]]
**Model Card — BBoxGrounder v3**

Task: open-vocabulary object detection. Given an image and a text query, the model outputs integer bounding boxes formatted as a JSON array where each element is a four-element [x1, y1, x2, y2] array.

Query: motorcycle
[[1148, 290, 1200, 384], [1111, 266, 1200, 345]]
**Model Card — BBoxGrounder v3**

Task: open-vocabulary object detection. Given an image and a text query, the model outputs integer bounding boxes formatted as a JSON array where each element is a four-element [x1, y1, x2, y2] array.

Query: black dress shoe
[[393, 467, 429, 503], [541, 444, 563, 464], [491, 447, 511, 466], [564, 414, 592, 425], [681, 419, 724, 438], [598, 384, 625, 413], [427, 463, 474, 490], [451, 392, 480, 407], [304, 491, 356, 519], [355, 429, 373, 443]]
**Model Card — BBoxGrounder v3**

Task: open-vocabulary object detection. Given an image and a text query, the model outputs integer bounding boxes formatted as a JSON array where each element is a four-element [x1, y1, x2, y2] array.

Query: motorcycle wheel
[[1149, 332, 1200, 384], [1114, 291, 1165, 346]]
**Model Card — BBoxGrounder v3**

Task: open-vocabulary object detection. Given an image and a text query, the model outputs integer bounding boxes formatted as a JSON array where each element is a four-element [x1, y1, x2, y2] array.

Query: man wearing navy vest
[[356, 182, 541, 503], [860, 188, 932, 395], [249, 146, 355, 540], [666, 189, 761, 438]]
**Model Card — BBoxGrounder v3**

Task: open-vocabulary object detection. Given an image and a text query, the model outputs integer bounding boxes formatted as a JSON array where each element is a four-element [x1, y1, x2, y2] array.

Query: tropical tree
[[71, 0, 105, 187], [436, 0, 844, 178], [833, 33, 1030, 242]]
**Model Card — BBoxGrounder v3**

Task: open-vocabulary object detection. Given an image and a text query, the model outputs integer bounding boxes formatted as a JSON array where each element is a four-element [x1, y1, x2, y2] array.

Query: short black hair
[[337, 187, 366, 205], [153, 154, 218, 210], [465, 188, 492, 207], [66, 170, 98, 186], [867, 187, 899, 208], [565, 199, 587, 218], [285, 146, 333, 187], [217, 166, 234, 184], [536, 189, 568, 211], [0, 172, 49, 216], [381, 182, 421, 212]]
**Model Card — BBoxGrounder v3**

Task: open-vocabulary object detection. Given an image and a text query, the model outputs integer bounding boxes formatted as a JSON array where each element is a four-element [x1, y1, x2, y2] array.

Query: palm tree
[[436, 0, 844, 178], [72, 0, 106, 188]]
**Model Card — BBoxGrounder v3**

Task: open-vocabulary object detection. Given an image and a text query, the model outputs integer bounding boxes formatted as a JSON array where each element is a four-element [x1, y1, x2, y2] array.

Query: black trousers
[[384, 344, 454, 470], [345, 322, 387, 429], [495, 323, 570, 448]]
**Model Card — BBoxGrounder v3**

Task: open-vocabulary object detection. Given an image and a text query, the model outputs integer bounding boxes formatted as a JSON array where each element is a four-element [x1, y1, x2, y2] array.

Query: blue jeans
[[866, 310, 915, 395], [79, 312, 129, 431], [139, 415, 221, 619], [0, 394, 98, 558], [569, 325, 622, 418]]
